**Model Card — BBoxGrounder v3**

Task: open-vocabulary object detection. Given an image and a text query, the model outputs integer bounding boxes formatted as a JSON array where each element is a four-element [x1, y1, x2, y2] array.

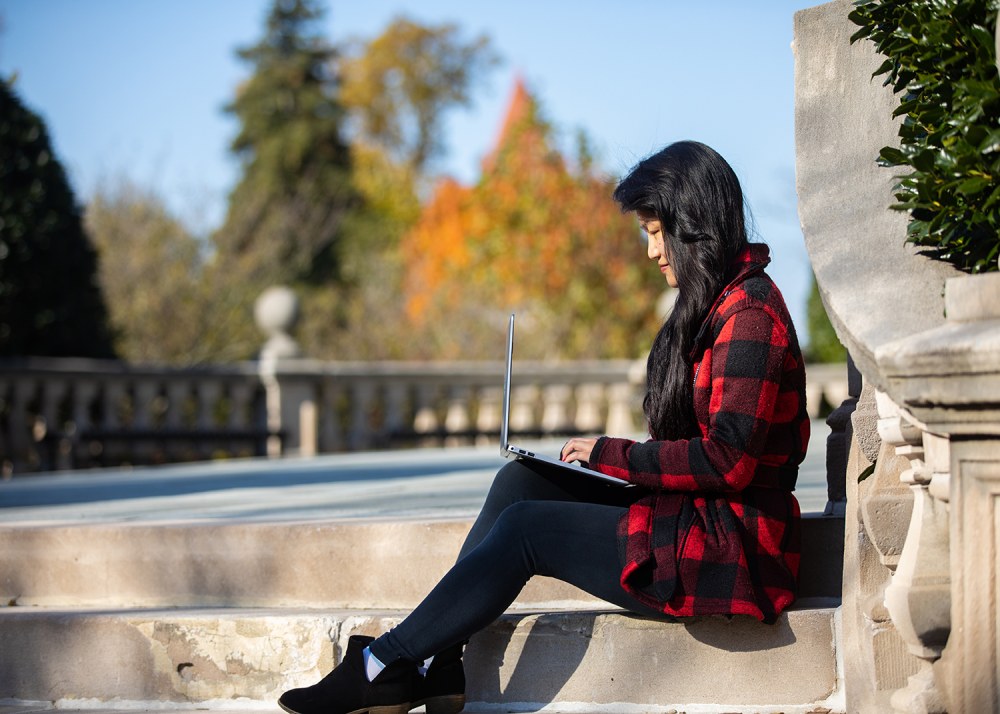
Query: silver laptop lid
[[500, 313, 514, 456]]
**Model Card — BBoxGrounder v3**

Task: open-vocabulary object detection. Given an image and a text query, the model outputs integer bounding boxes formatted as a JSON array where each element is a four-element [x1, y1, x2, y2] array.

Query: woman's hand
[[560, 437, 599, 464]]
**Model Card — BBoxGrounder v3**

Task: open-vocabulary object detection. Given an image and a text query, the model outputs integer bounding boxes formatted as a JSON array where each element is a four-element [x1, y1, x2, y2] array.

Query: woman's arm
[[589, 303, 792, 493]]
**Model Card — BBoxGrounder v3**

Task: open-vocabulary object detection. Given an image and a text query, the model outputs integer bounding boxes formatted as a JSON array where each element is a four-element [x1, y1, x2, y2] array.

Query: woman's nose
[[647, 235, 660, 260]]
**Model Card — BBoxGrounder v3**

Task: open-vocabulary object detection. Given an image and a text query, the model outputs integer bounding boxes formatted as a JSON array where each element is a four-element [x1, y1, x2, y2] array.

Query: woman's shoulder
[[709, 272, 796, 347], [717, 271, 790, 320]]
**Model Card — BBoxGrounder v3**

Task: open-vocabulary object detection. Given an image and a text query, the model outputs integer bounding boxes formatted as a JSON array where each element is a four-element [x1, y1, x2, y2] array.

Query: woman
[[278, 140, 810, 714]]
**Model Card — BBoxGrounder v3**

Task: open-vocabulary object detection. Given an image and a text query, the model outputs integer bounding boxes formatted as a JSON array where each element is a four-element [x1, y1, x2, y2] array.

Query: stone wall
[[795, 1, 1000, 712]]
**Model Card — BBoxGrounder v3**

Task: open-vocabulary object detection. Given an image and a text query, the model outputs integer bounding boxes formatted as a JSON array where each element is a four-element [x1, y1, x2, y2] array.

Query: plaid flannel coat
[[589, 244, 809, 623]]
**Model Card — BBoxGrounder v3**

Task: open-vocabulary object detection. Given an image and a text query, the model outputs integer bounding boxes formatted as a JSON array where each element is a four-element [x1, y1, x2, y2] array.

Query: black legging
[[369, 458, 667, 665]]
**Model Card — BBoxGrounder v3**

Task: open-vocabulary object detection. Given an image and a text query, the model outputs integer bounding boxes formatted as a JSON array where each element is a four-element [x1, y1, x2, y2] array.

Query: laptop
[[500, 314, 630, 487]]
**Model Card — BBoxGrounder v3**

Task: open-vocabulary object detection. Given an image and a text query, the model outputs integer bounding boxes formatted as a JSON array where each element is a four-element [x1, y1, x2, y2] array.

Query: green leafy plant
[[849, 0, 1000, 273]]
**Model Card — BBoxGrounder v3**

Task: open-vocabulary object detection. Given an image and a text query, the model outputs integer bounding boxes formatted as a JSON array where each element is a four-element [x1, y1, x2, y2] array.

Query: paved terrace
[[0, 425, 829, 524]]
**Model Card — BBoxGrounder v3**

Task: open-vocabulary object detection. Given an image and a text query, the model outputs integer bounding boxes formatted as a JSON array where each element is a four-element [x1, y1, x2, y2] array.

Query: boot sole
[[279, 699, 412, 714], [412, 693, 465, 714]]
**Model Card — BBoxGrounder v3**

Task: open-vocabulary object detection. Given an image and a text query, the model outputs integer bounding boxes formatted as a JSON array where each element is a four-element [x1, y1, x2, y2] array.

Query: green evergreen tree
[[213, 0, 360, 290], [806, 274, 847, 363], [0, 79, 114, 358]]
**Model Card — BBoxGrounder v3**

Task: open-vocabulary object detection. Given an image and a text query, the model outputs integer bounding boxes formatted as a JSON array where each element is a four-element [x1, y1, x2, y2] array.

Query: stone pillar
[[878, 273, 1000, 712], [255, 286, 316, 457]]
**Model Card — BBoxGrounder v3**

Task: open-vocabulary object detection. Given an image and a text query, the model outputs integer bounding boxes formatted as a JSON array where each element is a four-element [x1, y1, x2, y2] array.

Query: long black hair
[[613, 141, 750, 441]]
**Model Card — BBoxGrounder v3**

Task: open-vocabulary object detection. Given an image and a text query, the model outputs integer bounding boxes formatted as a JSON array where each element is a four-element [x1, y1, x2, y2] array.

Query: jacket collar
[[724, 243, 771, 288], [689, 243, 772, 359]]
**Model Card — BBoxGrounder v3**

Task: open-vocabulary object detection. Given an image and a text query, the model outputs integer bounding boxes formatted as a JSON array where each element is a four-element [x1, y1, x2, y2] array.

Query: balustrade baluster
[[0, 379, 10, 475], [541, 384, 573, 434], [444, 385, 472, 446], [70, 380, 99, 467], [195, 380, 223, 460], [103, 380, 127, 430], [574, 383, 605, 434], [805, 382, 824, 419], [227, 379, 258, 456], [38, 379, 69, 470], [9, 379, 37, 471], [413, 383, 440, 442], [131, 379, 160, 462], [383, 381, 409, 447], [510, 385, 538, 435], [605, 382, 636, 436], [165, 380, 190, 430], [883, 432, 951, 713], [349, 381, 377, 450], [475, 386, 502, 447], [133, 380, 158, 430], [319, 378, 344, 453]]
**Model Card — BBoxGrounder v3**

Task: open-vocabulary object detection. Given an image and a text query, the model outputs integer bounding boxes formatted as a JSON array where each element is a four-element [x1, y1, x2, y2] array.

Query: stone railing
[[0, 356, 848, 476], [796, 3, 1000, 712]]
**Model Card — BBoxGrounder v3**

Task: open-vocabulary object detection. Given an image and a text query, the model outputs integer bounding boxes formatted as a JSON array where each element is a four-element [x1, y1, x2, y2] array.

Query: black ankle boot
[[279, 635, 417, 714], [411, 643, 465, 714]]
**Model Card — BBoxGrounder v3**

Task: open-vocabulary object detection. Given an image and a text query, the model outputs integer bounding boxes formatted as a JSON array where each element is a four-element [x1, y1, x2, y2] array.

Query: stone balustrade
[[0, 356, 848, 475]]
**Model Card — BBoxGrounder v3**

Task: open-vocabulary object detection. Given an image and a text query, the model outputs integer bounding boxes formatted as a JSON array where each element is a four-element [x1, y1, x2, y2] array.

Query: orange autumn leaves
[[404, 81, 666, 359]]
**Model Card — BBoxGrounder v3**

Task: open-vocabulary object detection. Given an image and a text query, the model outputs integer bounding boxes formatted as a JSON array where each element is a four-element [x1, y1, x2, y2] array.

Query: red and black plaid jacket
[[589, 244, 809, 623]]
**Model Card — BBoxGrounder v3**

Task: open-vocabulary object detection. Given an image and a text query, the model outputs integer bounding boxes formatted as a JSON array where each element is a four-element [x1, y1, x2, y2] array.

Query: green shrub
[[849, 0, 1000, 273]]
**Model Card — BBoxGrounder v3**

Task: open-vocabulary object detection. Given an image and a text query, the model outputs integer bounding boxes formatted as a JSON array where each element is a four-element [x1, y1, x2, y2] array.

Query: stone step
[[0, 604, 842, 713], [0, 514, 843, 609]]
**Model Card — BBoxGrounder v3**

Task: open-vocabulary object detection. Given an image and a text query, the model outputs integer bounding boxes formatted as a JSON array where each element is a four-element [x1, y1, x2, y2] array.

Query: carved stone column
[[884, 430, 950, 713], [878, 273, 1000, 712], [842, 391, 919, 713]]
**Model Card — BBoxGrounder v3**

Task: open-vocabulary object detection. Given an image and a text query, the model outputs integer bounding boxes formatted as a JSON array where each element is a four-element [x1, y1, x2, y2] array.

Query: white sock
[[362, 646, 387, 682], [417, 655, 435, 677]]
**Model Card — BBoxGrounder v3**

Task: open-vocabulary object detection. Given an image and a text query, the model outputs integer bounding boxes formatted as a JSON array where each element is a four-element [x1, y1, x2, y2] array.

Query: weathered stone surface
[[0, 515, 843, 609], [793, 0, 961, 391], [0, 607, 840, 711]]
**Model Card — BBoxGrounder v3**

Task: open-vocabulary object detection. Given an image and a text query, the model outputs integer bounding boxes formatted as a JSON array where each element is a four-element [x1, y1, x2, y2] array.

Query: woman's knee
[[491, 499, 537, 535]]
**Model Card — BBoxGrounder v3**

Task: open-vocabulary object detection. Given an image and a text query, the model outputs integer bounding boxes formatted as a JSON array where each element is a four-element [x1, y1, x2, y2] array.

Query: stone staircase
[[0, 513, 845, 713]]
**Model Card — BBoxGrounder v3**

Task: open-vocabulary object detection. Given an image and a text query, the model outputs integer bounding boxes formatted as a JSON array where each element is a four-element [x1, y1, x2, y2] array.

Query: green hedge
[[849, 0, 1000, 273]]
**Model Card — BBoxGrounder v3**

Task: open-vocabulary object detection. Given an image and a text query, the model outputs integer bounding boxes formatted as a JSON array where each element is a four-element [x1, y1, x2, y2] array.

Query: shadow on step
[[463, 604, 837, 710]]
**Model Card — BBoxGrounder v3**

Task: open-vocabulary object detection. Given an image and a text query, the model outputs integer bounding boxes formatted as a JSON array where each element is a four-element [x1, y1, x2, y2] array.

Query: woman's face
[[637, 211, 678, 288]]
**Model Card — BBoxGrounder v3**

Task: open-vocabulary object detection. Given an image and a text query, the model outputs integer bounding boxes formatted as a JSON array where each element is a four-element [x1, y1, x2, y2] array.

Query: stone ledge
[[0, 515, 844, 609], [0, 606, 842, 712]]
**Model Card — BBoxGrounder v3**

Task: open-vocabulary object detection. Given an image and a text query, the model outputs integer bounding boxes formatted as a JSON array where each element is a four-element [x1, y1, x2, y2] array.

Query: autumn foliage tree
[[340, 17, 499, 176], [404, 80, 666, 359], [207, 2, 499, 360]]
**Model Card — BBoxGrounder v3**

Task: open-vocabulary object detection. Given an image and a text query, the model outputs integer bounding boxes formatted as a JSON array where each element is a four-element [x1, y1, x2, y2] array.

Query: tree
[[210, 4, 503, 360], [339, 17, 500, 175], [294, 16, 501, 360], [86, 182, 250, 364], [0, 79, 114, 358], [403, 80, 665, 359], [208, 0, 368, 359], [805, 274, 847, 363], [214, 0, 359, 291]]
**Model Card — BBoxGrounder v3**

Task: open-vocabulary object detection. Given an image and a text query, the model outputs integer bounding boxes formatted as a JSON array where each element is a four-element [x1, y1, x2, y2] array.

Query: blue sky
[[0, 0, 824, 336]]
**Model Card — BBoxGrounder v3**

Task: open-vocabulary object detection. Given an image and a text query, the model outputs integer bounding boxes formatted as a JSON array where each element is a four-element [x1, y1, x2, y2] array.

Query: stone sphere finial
[[255, 285, 302, 360]]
